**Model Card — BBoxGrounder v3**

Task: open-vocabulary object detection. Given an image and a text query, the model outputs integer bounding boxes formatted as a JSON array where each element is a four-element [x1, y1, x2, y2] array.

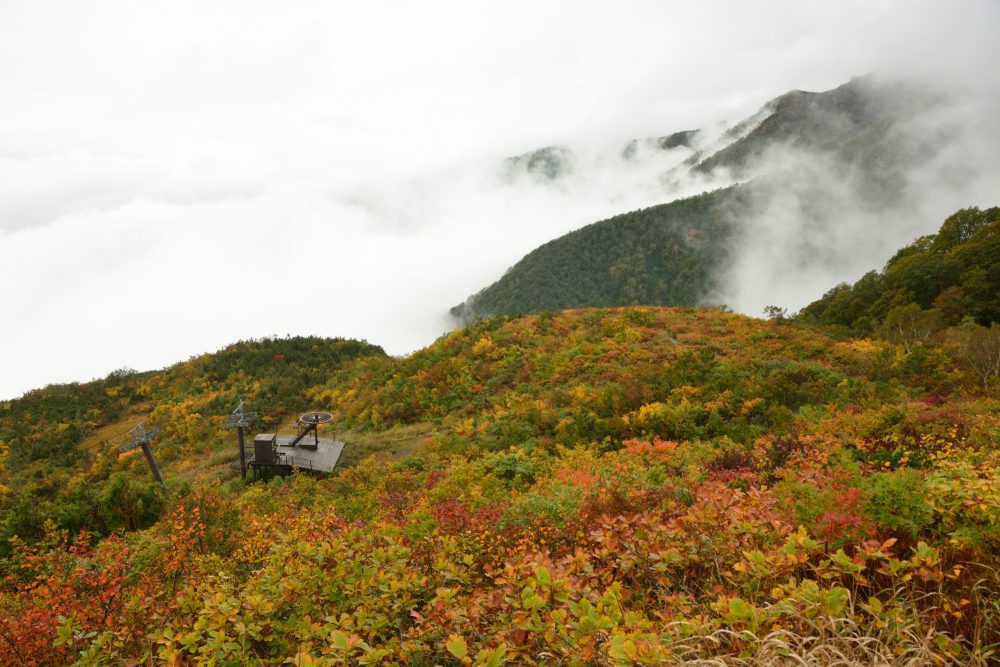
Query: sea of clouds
[[2, 0, 998, 398]]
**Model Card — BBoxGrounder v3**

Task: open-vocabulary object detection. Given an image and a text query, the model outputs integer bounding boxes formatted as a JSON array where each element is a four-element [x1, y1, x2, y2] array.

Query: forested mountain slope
[[693, 76, 939, 186], [800, 206, 1000, 332], [453, 76, 948, 321], [451, 186, 743, 320]]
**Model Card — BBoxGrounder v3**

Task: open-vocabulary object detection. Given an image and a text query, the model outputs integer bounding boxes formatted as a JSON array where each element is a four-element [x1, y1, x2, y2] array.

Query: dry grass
[[670, 626, 948, 666], [76, 406, 151, 456], [647, 600, 989, 666], [334, 422, 436, 467]]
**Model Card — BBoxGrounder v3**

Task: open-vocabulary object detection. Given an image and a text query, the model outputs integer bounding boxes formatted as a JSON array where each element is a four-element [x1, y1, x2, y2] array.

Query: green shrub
[[500, 480, 582, 529], [484, 451, 538, 489], [862, 469, 933, 537]]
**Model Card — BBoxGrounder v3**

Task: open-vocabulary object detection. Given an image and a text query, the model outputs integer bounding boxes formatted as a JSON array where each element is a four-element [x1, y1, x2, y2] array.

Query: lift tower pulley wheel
[[298, 411, 334, 425], [288, 411, 334, 448]]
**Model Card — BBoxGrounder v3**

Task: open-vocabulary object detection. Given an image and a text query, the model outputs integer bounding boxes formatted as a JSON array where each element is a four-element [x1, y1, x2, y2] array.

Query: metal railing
[[235, 452, 316, 471]]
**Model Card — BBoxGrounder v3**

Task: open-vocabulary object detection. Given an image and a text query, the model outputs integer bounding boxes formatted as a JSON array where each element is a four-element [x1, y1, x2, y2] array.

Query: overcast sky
[[2, 0, 999, 399]]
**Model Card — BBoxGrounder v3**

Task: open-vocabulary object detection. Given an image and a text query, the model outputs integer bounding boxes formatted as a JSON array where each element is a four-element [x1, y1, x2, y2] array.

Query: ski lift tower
[[223, 400, 257, 479], [119, 422, 164, 486]]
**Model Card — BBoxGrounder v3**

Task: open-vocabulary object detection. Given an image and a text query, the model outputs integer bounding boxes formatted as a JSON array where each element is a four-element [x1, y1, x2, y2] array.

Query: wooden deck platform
[[241, 435, 346, 476], [273, 435, 345, 473]]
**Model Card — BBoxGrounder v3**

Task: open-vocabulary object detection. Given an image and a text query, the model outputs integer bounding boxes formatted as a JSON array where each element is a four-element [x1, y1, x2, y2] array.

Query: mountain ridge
[[454, 75, 951, 321]]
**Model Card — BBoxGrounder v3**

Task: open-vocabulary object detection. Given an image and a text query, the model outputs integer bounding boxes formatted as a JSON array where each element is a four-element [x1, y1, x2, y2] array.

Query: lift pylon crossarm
[[223, 400, 258, 429], [119, 422, 159, 452]]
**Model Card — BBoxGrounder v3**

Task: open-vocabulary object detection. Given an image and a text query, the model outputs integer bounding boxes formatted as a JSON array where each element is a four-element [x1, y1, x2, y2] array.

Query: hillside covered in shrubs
[[0, 296, 997, 663], [0, 207, 998, 665]]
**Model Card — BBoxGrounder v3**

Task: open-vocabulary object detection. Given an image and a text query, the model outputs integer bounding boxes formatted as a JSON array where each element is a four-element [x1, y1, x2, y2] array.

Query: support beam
[[287, 421, 317, 448], [237, 425, 247, 479], [140, 442, 164, 485]]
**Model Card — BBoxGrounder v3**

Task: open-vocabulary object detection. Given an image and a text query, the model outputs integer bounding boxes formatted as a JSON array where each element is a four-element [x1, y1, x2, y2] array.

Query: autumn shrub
[[774, 451, 871, 548], [499, 479, 583, 530], [164, 487, 241, 557], [926, 450, 1000, 547], [898, 344, 952, 390], [396, 455, 426, 472], [862, 468, 933, 538], [483, 450, 539, 489], [0, 526, 136, 666], [429, 497, 471, 533], [762, 361, 846, 410], [653, 437, 716, 474], [706, 444, 756, 473], [760, 434, 805, 473]]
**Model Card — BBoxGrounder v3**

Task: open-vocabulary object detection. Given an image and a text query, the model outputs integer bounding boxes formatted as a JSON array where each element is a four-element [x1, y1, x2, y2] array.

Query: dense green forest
[[451, 187, 741, 320], [800, 206, 1000, 333]]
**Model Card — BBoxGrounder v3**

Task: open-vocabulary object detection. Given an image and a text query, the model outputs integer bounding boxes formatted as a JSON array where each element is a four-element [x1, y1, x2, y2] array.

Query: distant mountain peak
[[503, 145, 575, 181], [458, 75, 962, 322]]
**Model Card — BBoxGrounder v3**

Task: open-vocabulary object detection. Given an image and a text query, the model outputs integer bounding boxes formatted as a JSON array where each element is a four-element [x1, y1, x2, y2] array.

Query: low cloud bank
[[2, 1, 998, 398], [716, 74, 1000, 317]]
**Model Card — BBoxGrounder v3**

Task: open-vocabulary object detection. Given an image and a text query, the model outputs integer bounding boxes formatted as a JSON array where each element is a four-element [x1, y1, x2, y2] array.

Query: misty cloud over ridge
[[714, 74, 1000, 317], [453, 73, 1000, 321], [2, 0, 999, 399]]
